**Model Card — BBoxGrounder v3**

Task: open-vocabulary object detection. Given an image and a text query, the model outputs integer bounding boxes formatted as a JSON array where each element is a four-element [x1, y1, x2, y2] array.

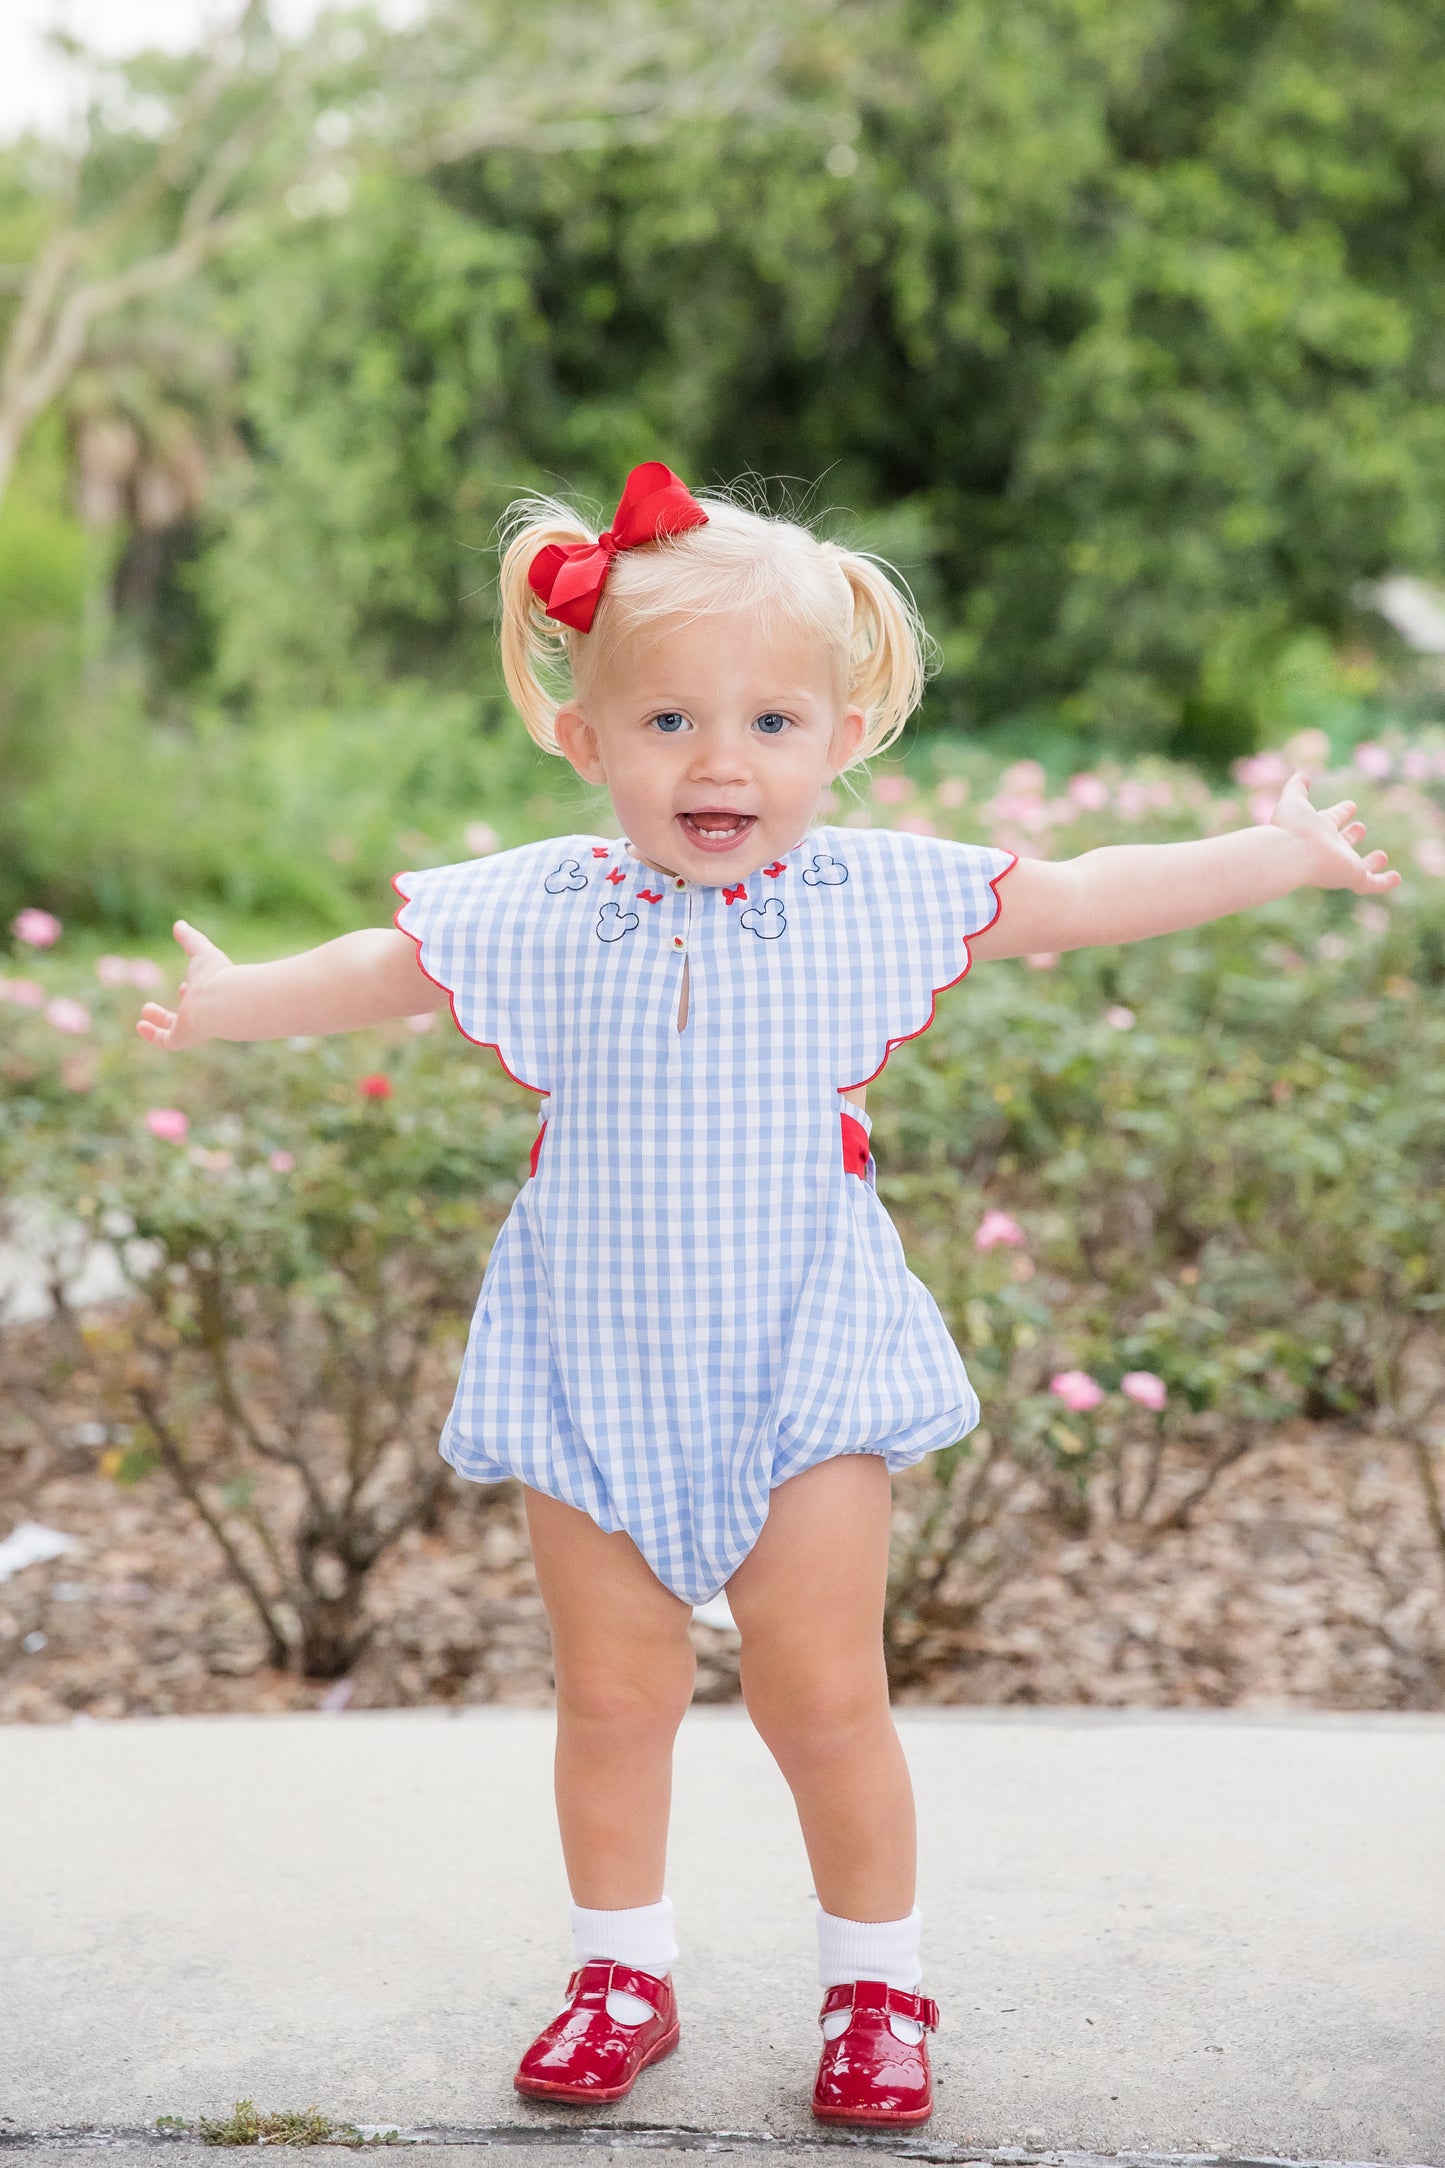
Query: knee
[[742, 1655, 890, 1764], [555, 1642, 695, 1745]]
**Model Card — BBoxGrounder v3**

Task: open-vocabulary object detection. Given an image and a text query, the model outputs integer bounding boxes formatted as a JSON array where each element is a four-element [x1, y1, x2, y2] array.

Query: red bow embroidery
[[528, 462, 710, 634], [638, 888, 663, 904], [763, 861, 787, 877], [606, 865, 627, 884], [591, 846, 611, 858], [723, 882, 748, 905]]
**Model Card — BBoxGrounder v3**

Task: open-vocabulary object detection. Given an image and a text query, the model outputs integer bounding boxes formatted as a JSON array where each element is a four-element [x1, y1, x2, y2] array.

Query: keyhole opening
[[676, 954, 690, 1032]]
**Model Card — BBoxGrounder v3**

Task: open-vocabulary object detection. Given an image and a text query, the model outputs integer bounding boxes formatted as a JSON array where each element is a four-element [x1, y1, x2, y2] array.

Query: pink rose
[[45, 997, 90, 1035], [1025, 951, 1059, 970], [465, 822, 500, 856], [936, 777, 969, 807], [1067, 773, 1109, 811], [1001, 759, 1046, 793], [1121, 1370, 1168, 1411], [127, 958, 165, 990], [872, 774, 915, 804], [5, 979, 45, 1009], [12, 908, 62, 948], [1353, 741, 1392, 780], [146, 1108, 189, 1143], [1414, 838, 1445, 877], [1248, 791, 1278, 826], [1105, 1005, 1135, 1030], [1232, 751, 1291, 789], [358, 1073, 393, 1100], [896, 813, 937, 836], [1050, 1369, 1104, 1413], [406, 1011, 437, 1034], [975, 1209, 1026, 1251], [95, 955, 131, 987]]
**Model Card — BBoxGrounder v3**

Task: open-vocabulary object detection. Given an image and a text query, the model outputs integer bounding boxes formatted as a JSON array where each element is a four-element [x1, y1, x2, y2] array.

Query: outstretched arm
[[134, 921, 449, 1050], [969, 774, 1399, 963]]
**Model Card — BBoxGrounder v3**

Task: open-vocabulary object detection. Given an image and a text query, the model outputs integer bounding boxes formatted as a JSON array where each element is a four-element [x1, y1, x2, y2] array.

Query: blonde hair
[[497, 485, 931, 766]]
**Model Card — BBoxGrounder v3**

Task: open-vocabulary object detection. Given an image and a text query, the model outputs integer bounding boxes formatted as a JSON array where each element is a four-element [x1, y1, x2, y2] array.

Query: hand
[[134, 920, 234, 1050], [1270, 772, 1401, 894]]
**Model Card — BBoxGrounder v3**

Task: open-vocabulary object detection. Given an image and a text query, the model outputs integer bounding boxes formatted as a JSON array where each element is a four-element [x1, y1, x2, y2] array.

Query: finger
[[135, 1017, 173, 1046], [139, 1001, 176, 1025], [1341, 820, 1367, 845], [1321, 799, 1358, 826], [1280, 770, 1313, 801], [1361, 849, 1390, 871], [1363, 868, 1402, 891], [172, 918, 218, 960]]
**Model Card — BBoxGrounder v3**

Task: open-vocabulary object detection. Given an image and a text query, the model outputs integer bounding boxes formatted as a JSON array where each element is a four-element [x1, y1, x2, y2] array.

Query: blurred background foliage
[[5, 0, 1445, 935]]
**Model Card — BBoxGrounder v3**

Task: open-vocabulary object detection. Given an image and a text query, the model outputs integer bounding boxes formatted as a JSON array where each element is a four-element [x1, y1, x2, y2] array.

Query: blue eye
[[755, 712, 790, 736], [650, 712, 688, 734]]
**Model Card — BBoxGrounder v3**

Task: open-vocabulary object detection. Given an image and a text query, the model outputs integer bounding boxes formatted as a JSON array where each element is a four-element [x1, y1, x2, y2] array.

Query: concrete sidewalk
[[1, 1709, 1442, 2164]]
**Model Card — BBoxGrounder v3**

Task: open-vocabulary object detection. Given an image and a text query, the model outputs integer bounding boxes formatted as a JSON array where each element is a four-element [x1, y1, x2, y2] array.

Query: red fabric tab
[[840, 1111, 871, 1180]]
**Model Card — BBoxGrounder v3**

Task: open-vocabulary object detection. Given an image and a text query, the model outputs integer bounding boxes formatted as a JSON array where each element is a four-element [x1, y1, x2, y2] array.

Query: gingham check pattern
[[393, 825, 1016, 1603]]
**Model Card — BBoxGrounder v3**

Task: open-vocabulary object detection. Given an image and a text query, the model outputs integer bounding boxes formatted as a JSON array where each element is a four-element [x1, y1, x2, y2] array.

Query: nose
[[684, 722, 753, 786]]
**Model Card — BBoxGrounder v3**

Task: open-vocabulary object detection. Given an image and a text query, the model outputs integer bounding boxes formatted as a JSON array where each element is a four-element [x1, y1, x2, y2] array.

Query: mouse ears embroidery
[[544, 858, 589, 894], [596, 901, 639, 941], [802, 852, 849, 886], [740, 899, 786, 940]]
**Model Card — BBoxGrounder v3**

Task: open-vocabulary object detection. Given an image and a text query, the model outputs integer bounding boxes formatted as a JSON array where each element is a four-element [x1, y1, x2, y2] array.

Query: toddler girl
[[137, 462, 1396, 2128]]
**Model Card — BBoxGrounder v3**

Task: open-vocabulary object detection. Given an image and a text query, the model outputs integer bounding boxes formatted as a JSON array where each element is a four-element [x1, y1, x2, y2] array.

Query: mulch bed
[[3, 1420, 1442, 1721]]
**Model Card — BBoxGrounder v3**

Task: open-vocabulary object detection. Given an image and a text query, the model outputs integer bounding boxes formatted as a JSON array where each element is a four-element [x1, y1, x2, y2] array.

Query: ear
[[553, 700, 607, 785], [827, 704, 867, 777]]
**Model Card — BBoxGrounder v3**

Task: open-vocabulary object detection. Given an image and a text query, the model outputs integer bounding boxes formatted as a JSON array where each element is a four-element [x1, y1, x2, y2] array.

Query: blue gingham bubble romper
[[393, 824, 1015, 1603]]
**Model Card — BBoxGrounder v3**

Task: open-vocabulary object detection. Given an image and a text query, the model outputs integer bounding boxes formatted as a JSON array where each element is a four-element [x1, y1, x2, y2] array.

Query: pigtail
[[497, 498, 596, 755], [832, 549, 933, 764]]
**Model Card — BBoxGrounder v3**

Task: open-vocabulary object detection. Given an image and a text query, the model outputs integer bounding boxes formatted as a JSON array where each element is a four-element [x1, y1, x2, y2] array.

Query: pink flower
[[1353, 741, 1392, 780], [1105, 1005, 1135, 1030], [406, 1011, 436, 1034], [268, 1149, 296, 1173], [1248, 790, 1278, 826], [872, 774, 915, 804], [5, 978, 45, 1009], [1315, 932, 1351, 963], [1232, 751, 1291, 789], [1050, 1369, 1104, 1413], [95, 955, 131, 987], [1353, 901, 1390, 935], [1001, 759, 1046, 793], [45, 997, 90, 1035], [358, 1073, 393, 1099], [975, 1209, 1026, 1251], [936, 777, 970, 807], [1414, 837, 1445, 877], [127, 958, 164, 990], [12, 907, 62, 948], [1026, 951, 1059, 970], [146, 1108, 189, 1142], [986, 790, 1049, 832], [465, 821, 500, 856], [1068, 773, 1109, 811], [1114, 781, 1148, 820], [1121, 1370, 1168, 1411], [896, 813, 937, 836], [1402, 749, 1433, 782]]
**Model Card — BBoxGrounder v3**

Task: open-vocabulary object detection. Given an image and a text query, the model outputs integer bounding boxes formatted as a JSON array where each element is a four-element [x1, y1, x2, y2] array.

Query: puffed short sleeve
[[392, 837, 587, 1092], [806, 826, 1016, 1089]]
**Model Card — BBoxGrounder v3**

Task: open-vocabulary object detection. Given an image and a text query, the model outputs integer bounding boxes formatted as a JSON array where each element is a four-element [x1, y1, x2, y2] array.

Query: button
[[672, 935, 686, 950], [673, 876, 686, 890]]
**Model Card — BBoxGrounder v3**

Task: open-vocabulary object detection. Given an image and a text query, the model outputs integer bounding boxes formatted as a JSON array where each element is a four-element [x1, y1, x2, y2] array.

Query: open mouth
[[678, 809, 757, 852]]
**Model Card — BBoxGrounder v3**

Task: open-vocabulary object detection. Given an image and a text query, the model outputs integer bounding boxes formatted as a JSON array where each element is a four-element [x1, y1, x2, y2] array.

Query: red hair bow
[[528, 461, 709, 634]]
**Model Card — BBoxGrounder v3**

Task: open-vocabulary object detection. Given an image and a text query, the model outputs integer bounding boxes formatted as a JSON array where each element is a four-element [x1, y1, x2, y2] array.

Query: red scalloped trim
[[835, 850, 1019, 1093], [391, 871, 547, 1097]]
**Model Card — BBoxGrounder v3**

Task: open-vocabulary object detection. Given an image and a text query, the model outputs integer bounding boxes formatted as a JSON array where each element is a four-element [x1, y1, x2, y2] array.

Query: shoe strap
[[819, 1979, 939, 2031], [564, 1958, 668, 2010]]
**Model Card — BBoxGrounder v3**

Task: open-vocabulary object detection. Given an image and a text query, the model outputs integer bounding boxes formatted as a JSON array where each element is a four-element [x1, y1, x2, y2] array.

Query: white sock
[[568, 1896, 677, 2024], [816, 1904, 925, 2044]]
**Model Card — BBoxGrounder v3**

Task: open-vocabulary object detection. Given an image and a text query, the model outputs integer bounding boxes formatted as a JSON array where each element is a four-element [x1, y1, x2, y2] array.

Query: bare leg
[[725, 1454, 915, 1921], [524, 1487, 697, 1908]]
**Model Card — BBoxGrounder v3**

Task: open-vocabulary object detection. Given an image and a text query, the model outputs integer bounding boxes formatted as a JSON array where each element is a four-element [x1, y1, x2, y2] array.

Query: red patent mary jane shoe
[[513, 1959, 680, 2104], [811, 1979, 939, 2127]]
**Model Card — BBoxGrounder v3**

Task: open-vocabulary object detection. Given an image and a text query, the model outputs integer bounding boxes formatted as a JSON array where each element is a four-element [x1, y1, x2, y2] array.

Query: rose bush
[[3, 726, 1444, 1688]]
